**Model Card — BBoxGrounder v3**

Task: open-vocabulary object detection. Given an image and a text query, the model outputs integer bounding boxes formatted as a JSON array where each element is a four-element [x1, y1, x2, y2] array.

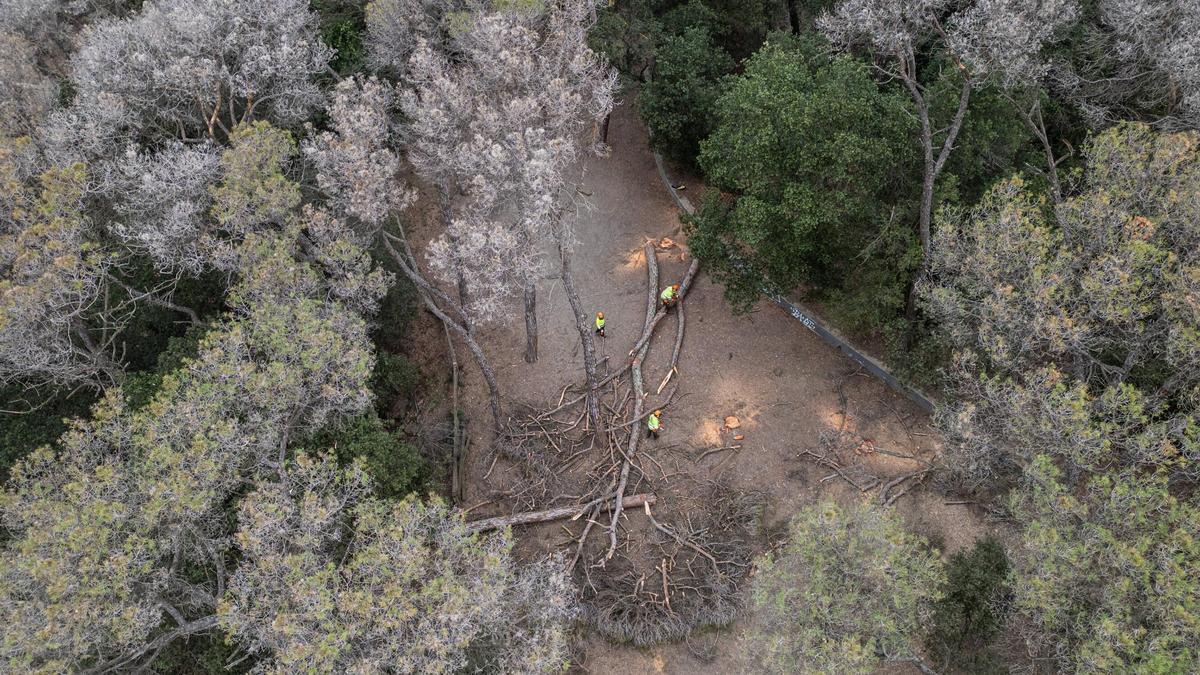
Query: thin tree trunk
[[444, 321, 462, 502], [523, 280, 538, 363], [466, 493, 655, 533], [382, 231, 504, 430], [557, 235, 603, 436], [83, 615, 221, 674], [769, 0, 791, 32], [600, 112, 611, 144], [902, 68, 972, 323], [1018, 98, 1063, 203], [72, 316, 123, 385], [108, 275, 201, 325]]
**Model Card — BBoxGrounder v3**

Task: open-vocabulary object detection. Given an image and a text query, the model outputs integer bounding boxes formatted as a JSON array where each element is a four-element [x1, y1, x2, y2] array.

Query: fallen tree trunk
[[627, 257, 700, 358], [606, 243, 660, 562], [466, 493, 656, 533]]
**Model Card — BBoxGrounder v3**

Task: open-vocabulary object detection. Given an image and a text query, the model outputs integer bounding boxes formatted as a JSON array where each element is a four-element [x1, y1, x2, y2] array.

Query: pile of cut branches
[[473, 244, 764, 645]]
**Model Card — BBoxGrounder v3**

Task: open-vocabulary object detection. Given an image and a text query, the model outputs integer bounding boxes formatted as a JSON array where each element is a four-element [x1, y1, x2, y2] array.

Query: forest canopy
[[1, 0, 1198, 672]]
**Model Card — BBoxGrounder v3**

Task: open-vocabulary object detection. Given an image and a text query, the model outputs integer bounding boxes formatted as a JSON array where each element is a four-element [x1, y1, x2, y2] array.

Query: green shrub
[[686, 32, 916, 318], [312, 0, 367, 75], [0, 388, 95, 482], [123, 322, 211, 411], [371, 351, 419, 416], [152, 634, 253, 675], [927, 536, 1011, 673], [304, 414, 426, 500], [369, 253, 419, 352]]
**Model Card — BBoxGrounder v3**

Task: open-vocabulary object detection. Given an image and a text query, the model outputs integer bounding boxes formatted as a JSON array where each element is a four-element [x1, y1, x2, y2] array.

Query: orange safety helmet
[[671, 284, 680, 291], [596, 311, 604, 318], [653, 410, 663, 417]]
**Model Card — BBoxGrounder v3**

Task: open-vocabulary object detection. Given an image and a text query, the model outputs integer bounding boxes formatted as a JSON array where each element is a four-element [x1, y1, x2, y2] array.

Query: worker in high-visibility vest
[[595, 311, 606, 338], [660, 283, 680, 309], [647, 409, 662, 439]]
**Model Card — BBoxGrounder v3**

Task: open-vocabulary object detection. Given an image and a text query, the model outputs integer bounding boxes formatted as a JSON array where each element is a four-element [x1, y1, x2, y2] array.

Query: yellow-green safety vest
[[660, 286, 675, 302], [595, 315, 605, 330], [647, 414, 661, 431]]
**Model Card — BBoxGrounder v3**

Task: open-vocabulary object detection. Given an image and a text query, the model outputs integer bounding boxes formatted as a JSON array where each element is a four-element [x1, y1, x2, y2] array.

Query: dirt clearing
[[430, 102, 999, 673]]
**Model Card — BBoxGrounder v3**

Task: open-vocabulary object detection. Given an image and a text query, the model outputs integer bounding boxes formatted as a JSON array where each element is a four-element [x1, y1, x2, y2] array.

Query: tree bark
[[466, 493, 655, 533], [557, 235, 604, 436], [523, 280, 538, 363], [902, 63, 972, 323], [1018, 97, 1063, 203], [444, 321, 462, 503], [109, 275, 201, 325]]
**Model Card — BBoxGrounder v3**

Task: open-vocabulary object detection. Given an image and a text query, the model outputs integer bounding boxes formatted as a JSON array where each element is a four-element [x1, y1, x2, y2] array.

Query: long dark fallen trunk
[[523, 280, 538, 363], [557, 235, 603, 435]]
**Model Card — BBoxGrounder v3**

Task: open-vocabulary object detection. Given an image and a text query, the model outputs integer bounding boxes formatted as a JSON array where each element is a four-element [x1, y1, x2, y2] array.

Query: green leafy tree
[[927, 536, 1010, 672], [638, 26, 733, 167], [0, 281, 375, 672], [303, 412, 426, 499], [1009, 457, 1200, 672], [924, 121, 1200, 671], [743, 500, 944, 674], [686, 33, 916, 323], [589, 0, 664, 79]]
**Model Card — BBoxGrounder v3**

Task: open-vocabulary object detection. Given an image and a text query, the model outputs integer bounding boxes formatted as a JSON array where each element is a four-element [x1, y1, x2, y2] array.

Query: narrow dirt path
[[452, 102, 998, 674]]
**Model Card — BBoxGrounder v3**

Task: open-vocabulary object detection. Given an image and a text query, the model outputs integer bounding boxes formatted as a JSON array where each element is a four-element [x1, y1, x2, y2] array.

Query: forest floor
[[408, 102, 1003, 673]]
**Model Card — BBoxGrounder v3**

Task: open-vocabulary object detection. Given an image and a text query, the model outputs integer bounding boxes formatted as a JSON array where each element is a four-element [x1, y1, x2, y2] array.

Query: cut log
[[466, 493, 656, 533]]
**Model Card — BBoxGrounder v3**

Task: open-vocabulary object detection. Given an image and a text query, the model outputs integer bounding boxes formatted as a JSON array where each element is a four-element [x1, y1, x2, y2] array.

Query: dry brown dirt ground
[[410, 102, 1002, 673]]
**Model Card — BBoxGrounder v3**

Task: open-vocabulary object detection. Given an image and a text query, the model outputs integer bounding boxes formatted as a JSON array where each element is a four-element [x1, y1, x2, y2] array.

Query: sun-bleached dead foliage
[[41, 0, 331, 164], [0, 146, 124, 391], [108, 142, 222, 274], [396, 0, 615, 367], [948, 0, 1079, 90], [303, 75, 412, 233], [1055, 0, 1200, 130], [425, 216, 531, 323], [364, 0, 475, 76], [0, 32, 57, 136], [220, 452, 577, 674]]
